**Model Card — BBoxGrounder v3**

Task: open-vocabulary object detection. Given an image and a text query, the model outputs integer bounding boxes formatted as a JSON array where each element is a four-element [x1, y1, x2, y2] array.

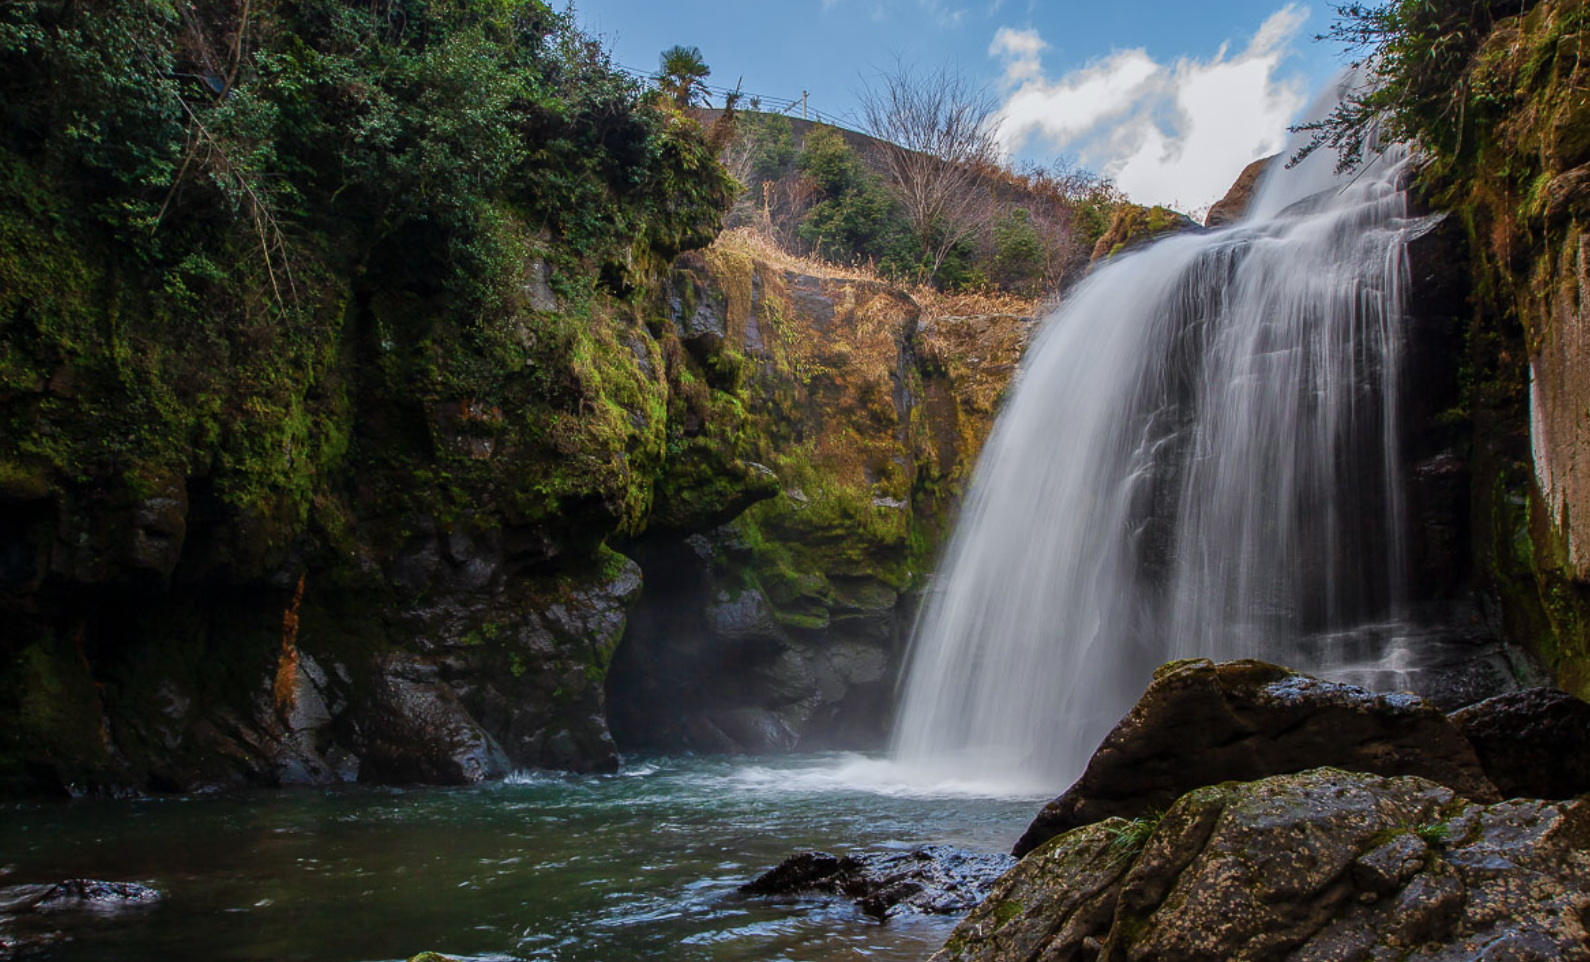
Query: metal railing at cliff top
[[614, 63, 849, 128]]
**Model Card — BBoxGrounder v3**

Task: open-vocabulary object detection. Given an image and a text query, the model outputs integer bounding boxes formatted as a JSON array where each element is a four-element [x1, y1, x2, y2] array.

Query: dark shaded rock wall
[[1399, 0, 1590, 698]]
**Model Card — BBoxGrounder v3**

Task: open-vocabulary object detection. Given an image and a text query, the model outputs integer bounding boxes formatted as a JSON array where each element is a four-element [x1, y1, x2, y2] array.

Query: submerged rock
[[0, 878, 160, 955], [740, 845, 1016, 920], [33, 879, 160, 911], [1450, 687, 1590, 799], [937, 768, 1590, 962], [1013, 659, 1499, 857], [741, 851, 866, 897], [0, 879, 161, 917]]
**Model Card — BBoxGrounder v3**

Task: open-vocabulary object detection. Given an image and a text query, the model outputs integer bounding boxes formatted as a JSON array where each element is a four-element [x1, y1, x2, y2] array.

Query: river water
[[0, 754, 1041, 962]]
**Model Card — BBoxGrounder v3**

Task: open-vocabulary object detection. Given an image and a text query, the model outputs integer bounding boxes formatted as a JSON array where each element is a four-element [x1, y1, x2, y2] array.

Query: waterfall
[[890, 108, 1435, 792]]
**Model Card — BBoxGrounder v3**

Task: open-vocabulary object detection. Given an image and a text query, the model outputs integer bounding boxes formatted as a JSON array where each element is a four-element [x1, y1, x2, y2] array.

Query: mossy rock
[[1089, 204, 1200, 262]]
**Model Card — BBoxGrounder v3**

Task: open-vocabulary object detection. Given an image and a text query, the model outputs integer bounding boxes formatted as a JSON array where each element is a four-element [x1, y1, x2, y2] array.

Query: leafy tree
[[797, 125, 864, 195], [933, 234, 987, 292], [794, 126, 908, 266], [0, 0, 735, 508], [748, 114, 796, 184]]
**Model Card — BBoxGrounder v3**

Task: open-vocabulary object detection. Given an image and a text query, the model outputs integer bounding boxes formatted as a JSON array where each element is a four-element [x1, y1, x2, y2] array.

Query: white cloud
[[989, 5, 1311, 212], [989, 27, 1048, 85]]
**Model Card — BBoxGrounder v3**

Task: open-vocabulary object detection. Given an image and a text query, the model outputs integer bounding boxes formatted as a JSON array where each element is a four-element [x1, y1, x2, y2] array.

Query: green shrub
[[747, 113, 796, 183], [794, 126, 910, 267], [1105, 809, 1165, 865], [991, 208, 1044, 290]]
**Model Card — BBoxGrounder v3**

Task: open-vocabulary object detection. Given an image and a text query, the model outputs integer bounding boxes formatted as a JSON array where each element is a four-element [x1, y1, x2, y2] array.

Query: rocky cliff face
[[1088, 205, 1202, 262], [1397, 0, 1590, 697], [1203, 156, 1275, 227], [0, 0, 762, 795], [0, 232, 689, 793], [0, 214, 1030, 794], [607, 234, 1034, 753]]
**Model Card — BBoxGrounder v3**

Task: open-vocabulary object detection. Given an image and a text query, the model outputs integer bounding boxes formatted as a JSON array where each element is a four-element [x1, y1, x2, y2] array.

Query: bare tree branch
[[857, 59, 1001, 285]]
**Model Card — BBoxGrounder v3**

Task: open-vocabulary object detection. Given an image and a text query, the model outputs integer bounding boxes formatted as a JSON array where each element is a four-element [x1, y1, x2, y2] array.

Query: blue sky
[[574, 1, 1357, 212]]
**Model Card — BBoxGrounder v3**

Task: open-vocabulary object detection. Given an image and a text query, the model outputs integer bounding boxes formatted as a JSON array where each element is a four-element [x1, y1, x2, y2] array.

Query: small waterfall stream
[[891, 119, 1437, 791]]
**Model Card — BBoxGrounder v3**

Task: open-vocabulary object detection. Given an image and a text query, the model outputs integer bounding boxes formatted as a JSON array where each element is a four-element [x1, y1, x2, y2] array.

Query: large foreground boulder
[[1012, 659, 1499, 857], [1449, 687, 1590, 799], [936, 768, 1590, 962]]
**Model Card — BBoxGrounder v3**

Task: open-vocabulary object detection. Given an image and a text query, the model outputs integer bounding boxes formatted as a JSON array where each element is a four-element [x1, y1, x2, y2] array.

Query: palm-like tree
[[657, 45, 710, 109]]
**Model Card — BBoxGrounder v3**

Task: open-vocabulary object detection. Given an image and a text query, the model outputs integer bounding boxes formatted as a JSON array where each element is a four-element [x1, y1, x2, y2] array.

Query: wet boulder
[[0, 879, 161, 914], [741, 846, 1016, 920], [1013, 659, 1499, 857], [1450, 687, 1590, 799], [937, 769, 1590, 962], [740, 851, 866, 897], [0, 879, 161, 957]]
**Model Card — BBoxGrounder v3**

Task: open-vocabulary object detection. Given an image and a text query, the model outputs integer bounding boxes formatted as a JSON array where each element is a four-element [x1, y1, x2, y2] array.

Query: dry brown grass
[[913, 287, 1040, 321], [711, 227, 884, 284], [710, 227, 1045, 322]]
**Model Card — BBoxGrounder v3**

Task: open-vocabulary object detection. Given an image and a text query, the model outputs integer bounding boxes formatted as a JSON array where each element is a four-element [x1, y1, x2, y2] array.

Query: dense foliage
[[792, 126, 912, 271], [0, 0, 735, 538]]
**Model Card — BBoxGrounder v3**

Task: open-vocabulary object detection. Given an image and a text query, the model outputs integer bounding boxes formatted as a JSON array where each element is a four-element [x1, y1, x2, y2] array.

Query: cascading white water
[[891, 98, 1435, 792]]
